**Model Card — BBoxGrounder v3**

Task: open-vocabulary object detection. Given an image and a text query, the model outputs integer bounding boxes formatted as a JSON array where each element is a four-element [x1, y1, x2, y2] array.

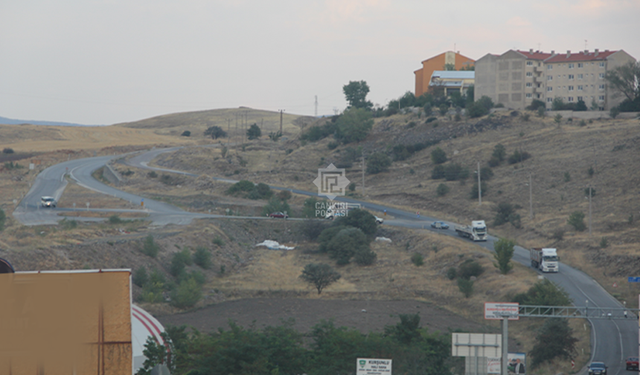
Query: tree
[[333, 209, 378, 238], [136, 332, 174, 375], [552, 97, 565, 110], [343, 80, 373, 110], [334, 107, 374, 144], [493, 238, 515, 274], [366, 152, 391, 174], [605, 61, 640, 102], [170, 277, 202, 309], [327, 227, 371, 265], [181, 130, 191, 137], [132, 266, 148, 287], [141, 235, 159, 258], [193, 247, 212, 269], [530, 319, 577, 369], [457, 278, 474, 297], [0, 208, 5, 231], [567, 211, 586, 231], [512, 279, 572, 306], [300, 263, 341, 294], [204, 125, 227, 139], [430, 147, 447, 164], [443, 63, 455, 71], [246, 123, 261, 140], [384, 314, 421, 344], [575, 99, 587, 111]]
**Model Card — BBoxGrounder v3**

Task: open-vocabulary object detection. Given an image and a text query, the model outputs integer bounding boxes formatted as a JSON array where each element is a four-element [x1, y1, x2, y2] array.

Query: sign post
[[356, 358, 392, 375]]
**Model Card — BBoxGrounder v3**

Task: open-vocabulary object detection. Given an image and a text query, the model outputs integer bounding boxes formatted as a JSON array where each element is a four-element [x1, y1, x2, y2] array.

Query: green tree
[[246, 123, 262, 140], [431, 147, 447, 164], [141, 235, 160, 258], [552, 97, 565, 110], [333, 209, 378, 238], [458, 259, 484, 280], [193, 247, 212, 269], [327, 227, 371, 265], [261, 195, 291, 217], [343, 80, 373, 109], [512, 279, 572, 306], [0, 208, 5, 231], [300, 263, 341, 294], [567, 211, 586, 231], [443, 63, 455, 71], [605, 61, 640, 102], [610, 106, 621, 119], [436, 183, 449, 197], [384, 313, 421, 344], [366, 152, 391, 174], [170, 249, 193, 277], [492, 144, 506, 162], [132, 266, 148, 288], [493, 238, 515, 274], [170, 277, 202, 309], [334, 107, 374, 144], [204, 125, 227, 139], [136, 333, 175, 375], [530, 319, 577, 368], [457, 278, 474, 297]]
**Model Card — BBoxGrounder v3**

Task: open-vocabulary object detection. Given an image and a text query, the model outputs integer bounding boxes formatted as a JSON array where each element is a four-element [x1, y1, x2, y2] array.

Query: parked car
[[431, 221, 449, 229], [589, 362, 608, 375], [40, 196, 56, 208], [268, 212, 288, 218], [626, 357, 638, 371], [375, 216, 384, 224]]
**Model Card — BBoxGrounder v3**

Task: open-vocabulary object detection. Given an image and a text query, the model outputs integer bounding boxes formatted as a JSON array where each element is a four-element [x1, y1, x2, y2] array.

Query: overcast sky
[[1, 0, 638, 125]]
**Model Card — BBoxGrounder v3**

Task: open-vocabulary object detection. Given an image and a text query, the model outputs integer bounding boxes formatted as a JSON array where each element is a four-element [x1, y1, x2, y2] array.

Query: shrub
[[108, 215, 124, 224], [521, 113, 530, 121], [610, 106, 621, 119], [141, 235, 160, 258], [247, 124, 262, 140], [551, 228, 565, 241], [530, 318, 578, 369], [507, 149, 531, 164], [480, 166, 493, 181], [132, 266, 148, 287], [564, 172, 571, 182], [353, 248, 377, 265], [446, 267, 457, 280], [411, 253, 424, 267], [147, 171, 158, 178], [261, 196, 291, 217], [193, 247, 212, 269], [431, 147, 447, 164], [584, 187, 596, 197], [2, 148, 14, 154], [204, 126, 227, 139], [567, 211, 586, 231], [554, 114, 563, 124], [170, 249, 193, 277], [457, 278, 474, 297], [438, 104, 449, 116], [436, 183, 449, 197], [366, 152, 392, 174], [327, 141, 339, 150], [181, 130, 191, 137], [469, 181, 488, 199], [458, 259, 484, 280], [488, 156, 501, 168], [527, 99, 546, 111], [494, 202, 515, 226], [160, 174, 174, 185], [492, 144, 506, 162], [213, 236, 225, 247], [59, 218, 77, 230], [301, 219, 330, 240], [599, 237, 608, 249], [170, 278, 202, 309], [587, 166, 594, 177], [431, 165, 446, 179], [444, 163, 468, 181], [537, 106, 546, 117], [334, 108, 374, 144], [227, 180, 255, 194], [512, 279, 572, 306]]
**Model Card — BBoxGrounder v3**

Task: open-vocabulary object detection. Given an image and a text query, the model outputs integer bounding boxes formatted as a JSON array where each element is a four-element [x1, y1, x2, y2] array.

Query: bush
[[599, 237, 608, 249], [366, 152, 392, 174], [411, 253, 424, 267], [327, 141, 339, 150], [353, 248, 377, 265], [181, 130, 191, 137], [512, 279, 572, 306], [551, 228, 565, 241], [300, 122, 337, 142], [530, 318, 578, 369], [480, 166, 494, 181], [567, 211, 586, 231], [213, 236, 225, 247], [2, 148, 14, 154], [147, 171, 158, 178], [457, 278, 474, 297], [494, 202, 515, 226], [436, 183, 449, 197], [334, 107, 373, 144], [108, 215, 124, 224], [301, 219, 330, 240], [492, 144, 506, 163], [59, 218, 77, 230], [141, 235, 160, 258], [430, 147, 447, 165], [431, 165, 445, 179], [537, 106, 546, 117], [261, 196, 291, 217], [204, 126, 227, 139], [133, 266, 148, 287], [227, 180, 255, 194], [507, 149, 531, 164], [170, 278, 202, 309], [458, 259, 484, 280], [469, 181, 488, 199], [610, 106, 621, 119], [170, 249, 193, 277], [526, 99, 546, 111], [584, 187, 596, 197], [193, 247, 212, 269], [444, 163, 468, 181], [446, 267, 457, 280], [247, 124, 262, 139]]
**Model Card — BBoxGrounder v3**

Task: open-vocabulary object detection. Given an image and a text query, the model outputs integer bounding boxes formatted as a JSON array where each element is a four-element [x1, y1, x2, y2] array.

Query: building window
[[527, 61, 533, 66], [526, 82, 532, 87], [598, 95, 605, 101], [577, 85, 583, 91], [568, 74, 574, 80], [578, 63, 583, 68], [568, 63, 574, 69], [577, 96, 583, 101], [547, 86, 553, 92], [578, 73, 583, 80], [568, 97, 574, 102], [547, 65, 553, 70], [547, 75, 553, 81], [568, 86, 574, 91], [599, 62, 605, 67], [599, 73, 605, 79], [547, 98, 553, 103], [599, 84, 605, 90], [526, 72, 533, 77], [526, 93, 532, 98]]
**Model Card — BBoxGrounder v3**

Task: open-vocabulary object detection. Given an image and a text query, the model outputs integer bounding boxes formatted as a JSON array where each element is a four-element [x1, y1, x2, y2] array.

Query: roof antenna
[[585, 39, 588, 50]]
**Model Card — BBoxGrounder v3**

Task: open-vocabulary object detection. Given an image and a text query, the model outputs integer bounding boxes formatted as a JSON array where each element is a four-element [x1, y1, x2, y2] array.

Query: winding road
[[13, 146, 639, 374]]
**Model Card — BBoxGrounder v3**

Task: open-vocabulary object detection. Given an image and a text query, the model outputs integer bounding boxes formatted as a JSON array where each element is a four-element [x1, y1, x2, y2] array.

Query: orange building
[[414, 51, 475, 97]]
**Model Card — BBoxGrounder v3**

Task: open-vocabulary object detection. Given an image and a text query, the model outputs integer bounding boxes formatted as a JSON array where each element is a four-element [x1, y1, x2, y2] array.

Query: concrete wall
[[546, 110, 639, 119], [103, 162, 122, 186]]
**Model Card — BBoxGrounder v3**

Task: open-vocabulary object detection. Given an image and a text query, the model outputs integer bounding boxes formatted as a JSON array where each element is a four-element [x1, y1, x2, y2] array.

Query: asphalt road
[[14, 146, 639, 373]]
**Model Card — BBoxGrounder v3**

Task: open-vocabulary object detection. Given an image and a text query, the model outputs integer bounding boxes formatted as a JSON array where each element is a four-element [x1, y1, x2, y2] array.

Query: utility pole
[[529, 173, 533, 219], [362, 150, 366, 196], [279, 109, 285, 134], [501, 317, 508, 375], [588, 185, 593, 235], [477, 162, 481, 205], [315, 95, 318, 117]]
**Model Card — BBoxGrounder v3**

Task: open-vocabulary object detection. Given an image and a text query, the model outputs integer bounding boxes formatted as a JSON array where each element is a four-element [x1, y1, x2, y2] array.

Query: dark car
[[626, 357, 639, 371], [431, 221, 449, 229], [589, 362, 608, 375], [268, 212, 288, 218]]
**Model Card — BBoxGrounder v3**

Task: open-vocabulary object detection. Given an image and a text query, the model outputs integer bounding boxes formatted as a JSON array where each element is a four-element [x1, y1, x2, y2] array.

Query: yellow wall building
[[414, 51, 475, 97]]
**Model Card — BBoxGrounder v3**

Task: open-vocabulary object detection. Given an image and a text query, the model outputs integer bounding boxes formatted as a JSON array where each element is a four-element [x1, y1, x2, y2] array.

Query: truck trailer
[[454, 220, 488, 241], [530, 247, 559, 272]]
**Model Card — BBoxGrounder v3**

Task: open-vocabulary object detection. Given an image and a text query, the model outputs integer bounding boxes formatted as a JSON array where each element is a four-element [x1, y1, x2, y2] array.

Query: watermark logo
[[313, 163, 349, 201]]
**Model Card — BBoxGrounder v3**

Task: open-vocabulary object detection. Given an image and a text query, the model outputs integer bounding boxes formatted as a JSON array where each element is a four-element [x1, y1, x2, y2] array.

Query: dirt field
[[157, 298, 490, 335]]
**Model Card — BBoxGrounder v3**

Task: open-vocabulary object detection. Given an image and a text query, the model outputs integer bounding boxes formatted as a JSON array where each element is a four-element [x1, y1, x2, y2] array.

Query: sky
[[1, 0, 639, 125]]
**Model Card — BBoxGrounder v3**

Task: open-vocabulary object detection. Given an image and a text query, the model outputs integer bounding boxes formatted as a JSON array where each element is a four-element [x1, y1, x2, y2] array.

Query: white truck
[[530, 248, 559, 272], [325, 202, 361, 220], [454, 220, 488, 241]]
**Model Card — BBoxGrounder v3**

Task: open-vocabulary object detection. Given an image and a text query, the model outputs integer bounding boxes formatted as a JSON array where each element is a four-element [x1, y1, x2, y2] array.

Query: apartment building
[[414, 51, 475, 97], [474, 49, 636, 110]]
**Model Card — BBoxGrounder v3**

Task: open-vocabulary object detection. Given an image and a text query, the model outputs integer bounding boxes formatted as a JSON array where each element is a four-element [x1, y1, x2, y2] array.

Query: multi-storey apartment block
[[474, 49, 636, 111]]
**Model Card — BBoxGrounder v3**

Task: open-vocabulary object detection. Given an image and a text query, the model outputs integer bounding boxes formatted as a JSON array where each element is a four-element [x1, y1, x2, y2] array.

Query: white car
[[41, 196, 56, 208], [375, 216, 384, 224]]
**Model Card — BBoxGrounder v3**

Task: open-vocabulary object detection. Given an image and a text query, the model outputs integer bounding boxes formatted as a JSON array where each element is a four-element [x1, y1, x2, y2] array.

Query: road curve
[[15, 147, 639, 372]]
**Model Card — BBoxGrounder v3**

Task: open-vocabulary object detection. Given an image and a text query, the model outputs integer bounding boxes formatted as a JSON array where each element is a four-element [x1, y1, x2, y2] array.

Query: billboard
[[357, 358, 392, 375], [0, 270, 132, 375], [484, 302, 519, 320]]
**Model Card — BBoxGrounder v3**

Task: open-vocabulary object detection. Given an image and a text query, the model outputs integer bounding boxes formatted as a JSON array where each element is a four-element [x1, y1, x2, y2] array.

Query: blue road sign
[[628, 277, 640, 283]]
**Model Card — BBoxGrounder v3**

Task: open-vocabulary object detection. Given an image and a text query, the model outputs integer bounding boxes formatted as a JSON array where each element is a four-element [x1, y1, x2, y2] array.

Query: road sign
[[571, 360, 575, 369], [452, 333, 501, 357], [628, 277, 640, 283], [484, 302, 519, 320], [613, 282, 617, 288], [356, 358, 392, 375]]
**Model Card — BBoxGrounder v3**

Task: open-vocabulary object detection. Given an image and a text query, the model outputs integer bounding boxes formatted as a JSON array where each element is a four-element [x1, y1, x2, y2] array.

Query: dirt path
[[157, 298, 489, 334]]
